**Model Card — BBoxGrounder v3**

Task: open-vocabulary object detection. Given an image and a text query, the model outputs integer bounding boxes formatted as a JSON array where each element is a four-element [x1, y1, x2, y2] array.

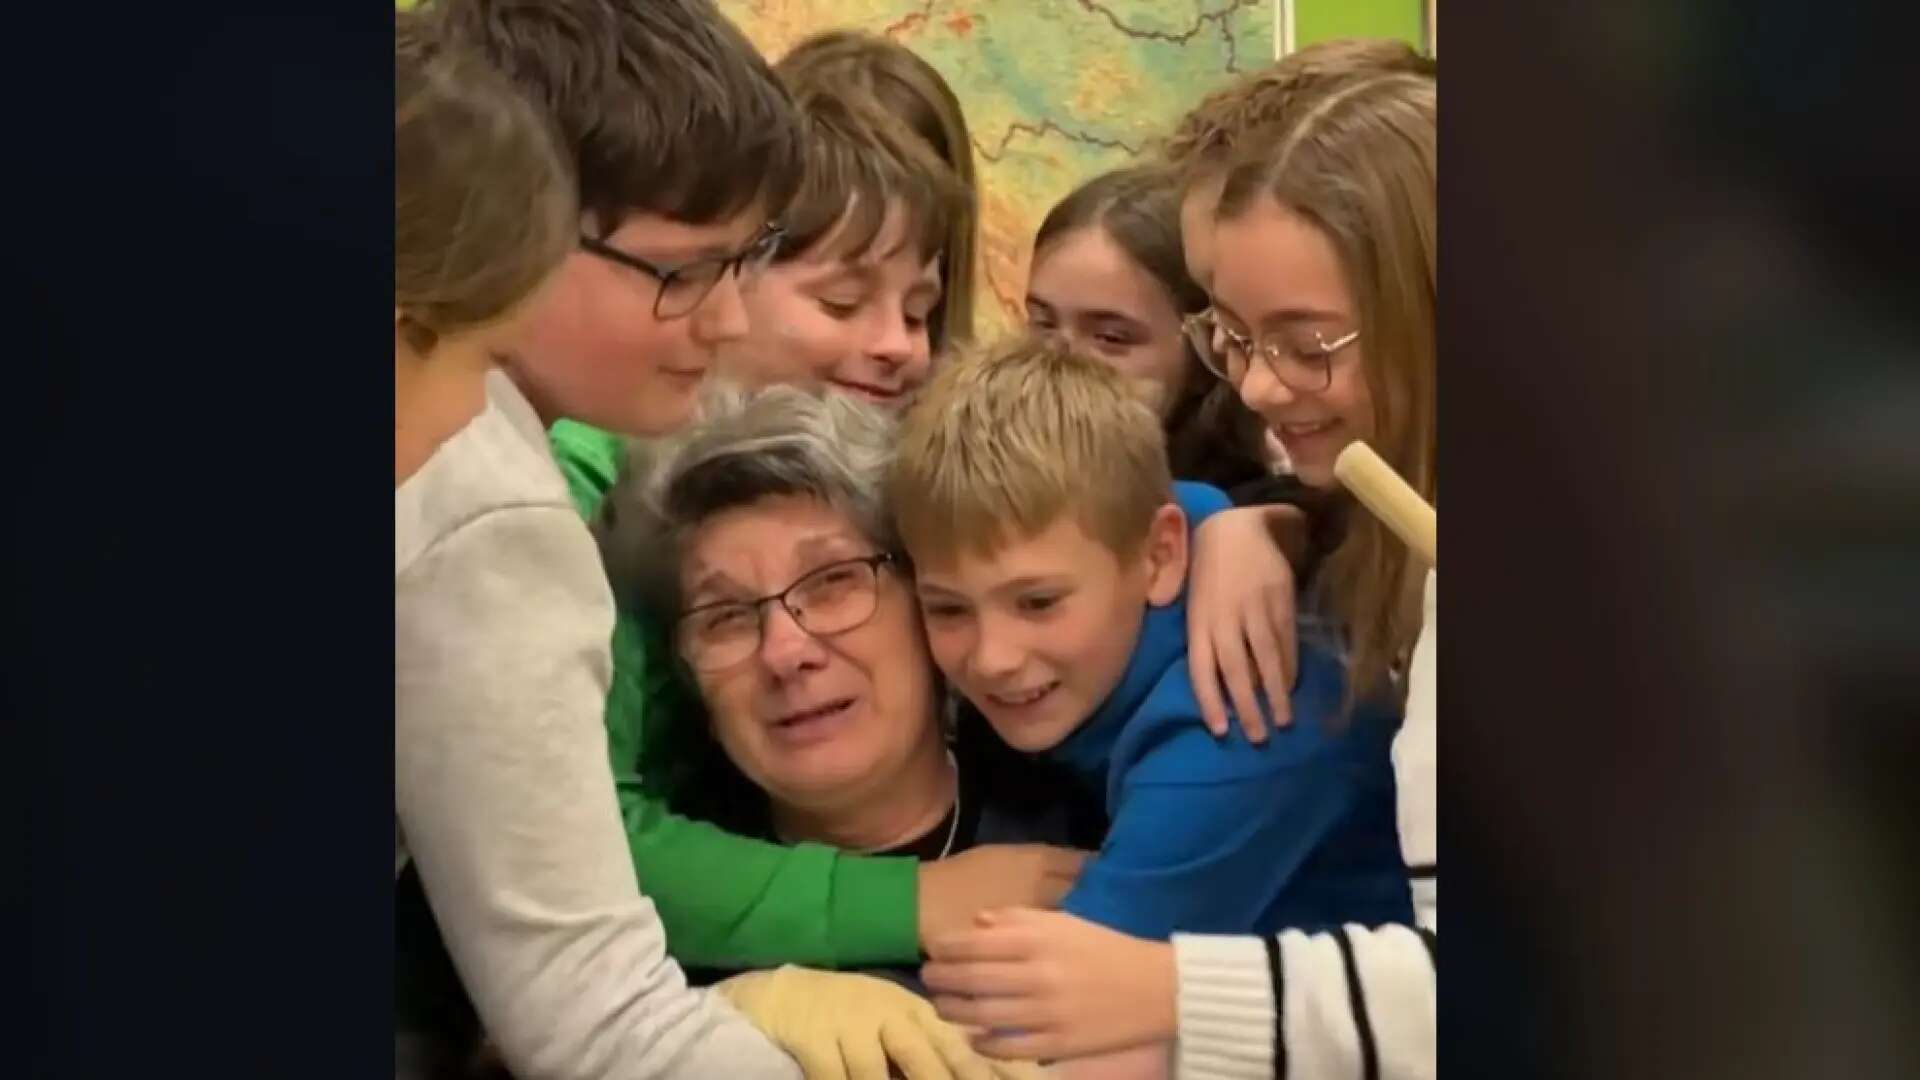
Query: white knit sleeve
[[1173, 933, 1276, 1079], [1174, 925, 1435, 1080], [1173, 571, 1438, 1080]]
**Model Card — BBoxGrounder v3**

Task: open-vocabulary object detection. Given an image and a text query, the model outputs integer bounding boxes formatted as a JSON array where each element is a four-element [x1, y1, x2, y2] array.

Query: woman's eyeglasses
[[580, 222, 787, 320], [675, 553, 894, 673]]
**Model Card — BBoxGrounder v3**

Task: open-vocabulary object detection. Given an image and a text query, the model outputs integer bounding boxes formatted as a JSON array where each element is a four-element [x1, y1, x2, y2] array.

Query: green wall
[[1297, 0, 1427, 51]]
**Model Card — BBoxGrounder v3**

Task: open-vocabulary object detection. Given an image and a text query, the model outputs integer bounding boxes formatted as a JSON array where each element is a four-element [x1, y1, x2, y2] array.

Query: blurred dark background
[[1445, 1, 1917, 1076]]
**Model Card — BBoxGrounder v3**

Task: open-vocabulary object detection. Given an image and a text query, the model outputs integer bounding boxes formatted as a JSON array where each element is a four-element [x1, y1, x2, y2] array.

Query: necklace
[[780, 748, 962, 856], [933, 749, 956, 857]]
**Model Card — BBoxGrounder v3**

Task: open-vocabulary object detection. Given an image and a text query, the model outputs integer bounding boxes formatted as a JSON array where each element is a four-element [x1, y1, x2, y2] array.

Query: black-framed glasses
[[1182, 309, 1361, 394], [580, 222, 786, 320], [675, 552, 894, 673]]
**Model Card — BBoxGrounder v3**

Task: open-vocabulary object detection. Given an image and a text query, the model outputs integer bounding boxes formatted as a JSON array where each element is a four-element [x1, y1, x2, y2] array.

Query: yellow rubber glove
[[716, 966, 1052, 1080]]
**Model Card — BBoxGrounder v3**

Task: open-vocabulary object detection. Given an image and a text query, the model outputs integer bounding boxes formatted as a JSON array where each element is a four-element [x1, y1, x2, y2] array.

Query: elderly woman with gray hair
[[595, 384, 1105, 994]]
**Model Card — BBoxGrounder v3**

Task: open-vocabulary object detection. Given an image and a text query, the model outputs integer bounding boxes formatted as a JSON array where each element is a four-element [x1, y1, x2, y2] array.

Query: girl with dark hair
[[1026, 165, 1277, 499]]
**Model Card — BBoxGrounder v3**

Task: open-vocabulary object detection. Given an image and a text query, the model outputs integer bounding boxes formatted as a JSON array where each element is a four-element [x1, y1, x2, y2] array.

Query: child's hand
[[922, 908, 1175, 1063], [919, 845, 1089, 946], [1187, 505, 1299, 741]]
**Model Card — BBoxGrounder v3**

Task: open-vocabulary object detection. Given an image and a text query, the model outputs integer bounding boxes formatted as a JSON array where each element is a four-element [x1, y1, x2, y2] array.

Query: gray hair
[[594, 380, 901, 620]]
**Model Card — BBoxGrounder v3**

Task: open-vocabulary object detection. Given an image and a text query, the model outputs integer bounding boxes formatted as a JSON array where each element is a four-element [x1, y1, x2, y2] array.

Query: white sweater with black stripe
[[1172, 571, 1437, 1080]]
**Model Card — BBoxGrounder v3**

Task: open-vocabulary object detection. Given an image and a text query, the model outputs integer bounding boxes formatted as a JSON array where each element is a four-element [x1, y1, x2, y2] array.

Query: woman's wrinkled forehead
[[680, 495, 872, 594]]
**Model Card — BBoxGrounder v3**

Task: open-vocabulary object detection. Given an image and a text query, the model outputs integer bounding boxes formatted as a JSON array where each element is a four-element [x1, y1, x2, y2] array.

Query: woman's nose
[[756, 602, 827, 677]]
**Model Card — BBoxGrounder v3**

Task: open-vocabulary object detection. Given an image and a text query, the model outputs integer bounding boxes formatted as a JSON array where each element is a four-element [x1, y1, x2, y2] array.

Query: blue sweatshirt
[[1049, 482, 1413, 940]]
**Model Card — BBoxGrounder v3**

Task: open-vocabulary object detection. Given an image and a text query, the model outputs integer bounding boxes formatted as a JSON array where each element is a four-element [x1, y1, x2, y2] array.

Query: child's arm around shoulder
[[1058, 663, 1358, 940], [1177, 480, 1306, 742]]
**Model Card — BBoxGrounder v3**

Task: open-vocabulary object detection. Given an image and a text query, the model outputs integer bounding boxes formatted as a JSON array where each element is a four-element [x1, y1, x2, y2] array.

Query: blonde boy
[[890, 338, 1411, 939]]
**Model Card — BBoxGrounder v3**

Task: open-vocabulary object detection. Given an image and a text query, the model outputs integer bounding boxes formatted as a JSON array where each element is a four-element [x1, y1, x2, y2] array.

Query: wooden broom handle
[[1333, 441, 1436, 567]]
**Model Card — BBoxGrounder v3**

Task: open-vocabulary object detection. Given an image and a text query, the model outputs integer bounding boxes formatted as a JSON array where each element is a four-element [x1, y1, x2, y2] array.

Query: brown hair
[[1218, 74, 1437, 709], [767, 76, 970, 281], [1032, 165, 1271, 493], [891, 335, 1171, 570], [395, 10, 573, 355], [776, 31, 978, 350], [1163, 37, 1434, 183], [430, 0, 803, 234]]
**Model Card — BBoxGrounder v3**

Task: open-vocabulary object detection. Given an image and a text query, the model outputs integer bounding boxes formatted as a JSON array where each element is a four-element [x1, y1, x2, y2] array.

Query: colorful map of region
[[723, 0, 1276, 336]]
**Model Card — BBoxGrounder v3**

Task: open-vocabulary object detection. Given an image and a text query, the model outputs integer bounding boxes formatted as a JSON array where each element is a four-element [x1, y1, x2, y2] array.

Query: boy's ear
[[1141, 502, 1189, 607]]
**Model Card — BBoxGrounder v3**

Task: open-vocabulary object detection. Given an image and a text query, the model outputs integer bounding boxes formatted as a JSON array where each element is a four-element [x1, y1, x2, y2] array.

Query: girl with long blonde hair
[[1205, 71, 1437, 709]]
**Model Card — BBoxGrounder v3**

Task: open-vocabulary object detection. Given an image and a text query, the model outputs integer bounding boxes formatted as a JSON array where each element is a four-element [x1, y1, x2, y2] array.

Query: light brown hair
[[1218, 74, 1437, 708], [1033, 164, 1271, 493], [430, 0, 803, 234], [890, 336, 1171, 570], [1163, 37, 1434, 184], [777, 31, 978, 350], [768, 76, 971, 281], [395, 10, 573, 354]]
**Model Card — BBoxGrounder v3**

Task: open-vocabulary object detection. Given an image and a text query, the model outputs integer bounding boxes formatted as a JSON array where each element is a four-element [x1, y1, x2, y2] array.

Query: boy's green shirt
[[547, 418, 920, 968]]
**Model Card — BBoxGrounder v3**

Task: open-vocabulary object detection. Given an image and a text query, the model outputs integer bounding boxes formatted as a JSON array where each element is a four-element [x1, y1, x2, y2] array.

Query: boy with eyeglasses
[[522, 0, 1080, 990], [395, 2, 805, 1077]]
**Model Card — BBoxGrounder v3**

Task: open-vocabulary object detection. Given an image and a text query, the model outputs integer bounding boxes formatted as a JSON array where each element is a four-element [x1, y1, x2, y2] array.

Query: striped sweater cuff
[[1172, 933, 1276, 1080]]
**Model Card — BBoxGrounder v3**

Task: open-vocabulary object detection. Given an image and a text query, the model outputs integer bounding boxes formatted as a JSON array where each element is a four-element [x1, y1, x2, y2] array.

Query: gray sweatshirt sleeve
[[395, 502, 800, 1080], [1172, 571, 1437, 1080]]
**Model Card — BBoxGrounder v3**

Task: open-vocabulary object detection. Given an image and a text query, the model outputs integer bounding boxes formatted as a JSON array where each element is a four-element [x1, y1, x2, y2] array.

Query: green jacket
[[548, 419, 921, 968]]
